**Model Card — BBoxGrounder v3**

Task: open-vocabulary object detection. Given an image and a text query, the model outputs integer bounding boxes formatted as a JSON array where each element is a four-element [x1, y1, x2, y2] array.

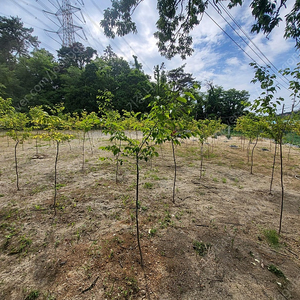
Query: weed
[[264, 229, 280, 248], [143, 182, 154, 189], [160, 210, 173, 228], [108, 249, 114, 259], [141, 206, 148, 211], [111, 211, 121, 220], [0, 194, 4, 197], [121, 194, 130, 206], [113, 235, 123, 244], [9, 235, 32, 255], [31, 185, 47, 195], [148, 228, 157, 237], [213, 177, 218, 182], [193, 240, 211, 256], [55, 183, 66, 190], [24, 290, 40, 300], [222, 178, 227, 183], [268, 264, 286, 279], [175, 211, 184, 220]]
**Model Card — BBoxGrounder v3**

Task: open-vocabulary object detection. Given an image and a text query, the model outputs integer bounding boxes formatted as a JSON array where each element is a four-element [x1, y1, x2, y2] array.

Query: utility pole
[[43, 0, 86, 47]]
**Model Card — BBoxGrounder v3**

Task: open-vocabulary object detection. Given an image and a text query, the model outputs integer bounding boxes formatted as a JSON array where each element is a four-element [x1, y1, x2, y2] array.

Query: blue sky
[[1, 0, 299, 112]]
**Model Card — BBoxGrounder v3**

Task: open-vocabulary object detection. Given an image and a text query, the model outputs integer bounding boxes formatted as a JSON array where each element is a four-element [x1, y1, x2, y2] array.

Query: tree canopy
[[101, 0, 300, 59], [0, 16, 39, 64]]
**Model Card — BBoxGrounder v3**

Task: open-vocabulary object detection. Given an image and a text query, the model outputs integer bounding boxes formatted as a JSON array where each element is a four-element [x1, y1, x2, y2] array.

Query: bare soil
[[0, 131, 299, 300]]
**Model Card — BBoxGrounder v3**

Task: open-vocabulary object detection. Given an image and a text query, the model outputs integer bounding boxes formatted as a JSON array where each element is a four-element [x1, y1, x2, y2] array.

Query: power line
[[204, 11, 258, 63], [217, 1, 291, 87], [208, 1, 290, 90], [206, 3, 290, 93]]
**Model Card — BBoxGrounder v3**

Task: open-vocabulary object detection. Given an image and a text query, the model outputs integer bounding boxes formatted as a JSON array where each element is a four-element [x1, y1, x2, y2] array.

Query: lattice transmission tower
[[43, 0, 86, 47]]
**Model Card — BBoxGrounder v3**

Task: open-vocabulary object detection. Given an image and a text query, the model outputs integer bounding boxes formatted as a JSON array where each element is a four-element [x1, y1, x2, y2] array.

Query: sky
[[1, 0, 300, 112]]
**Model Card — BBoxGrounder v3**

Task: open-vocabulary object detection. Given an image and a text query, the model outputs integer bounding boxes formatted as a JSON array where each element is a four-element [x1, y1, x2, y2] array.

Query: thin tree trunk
[[279, 139, 284, 234], [171, 139, 177, 203], [54, 141, 60, 216], [135, 155, 144, 268], [200, 142, 204, 181], [247, 139, 251, 163], [15, 140, 20, 191], [82, 131, 86, 171], [87, 131, 94, 155], [250, 135, 259, 175], [35, 137, 39, 155], [269, 142, 277, 194], [116, 140, 121, 183], [207, 142, 210, 158]]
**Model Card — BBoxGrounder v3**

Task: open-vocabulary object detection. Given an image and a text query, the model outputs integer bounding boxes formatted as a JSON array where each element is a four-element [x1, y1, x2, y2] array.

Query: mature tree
[[153, 63, 167, 96], [167, 64, 196, 92], [0, 16, 39, 64], [203, 83, 249, 124], [14, 49, 58, 109], [57, 42, 97, 69], [101, 45, 118, 61], [101, 0, 300, 59]]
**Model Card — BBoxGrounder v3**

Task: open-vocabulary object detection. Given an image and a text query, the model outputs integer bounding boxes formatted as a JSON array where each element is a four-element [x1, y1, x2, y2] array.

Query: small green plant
[[24, 290, 40, 300], [160, 210, 173, 228], [55, 183, 66, 190], [268, 264, 286, 279], [143, 182, 154, 189], [9, 235, 32, 254], [193, 240, 211, 256], [148, 228, 157, 237], [264, 229, 280, 247], [175, 211, 184, 220], [108, 249, 114, 259], [222, 178, 227, 183], [213, 177, 218, 182]]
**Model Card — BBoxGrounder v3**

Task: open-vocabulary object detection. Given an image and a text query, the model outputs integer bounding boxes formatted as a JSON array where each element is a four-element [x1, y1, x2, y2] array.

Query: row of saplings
[[0, 94, 299, 268]]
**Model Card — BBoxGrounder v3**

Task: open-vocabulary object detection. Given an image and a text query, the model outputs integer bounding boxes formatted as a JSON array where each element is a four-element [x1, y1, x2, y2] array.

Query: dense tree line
[[0, 16, 250, 123]]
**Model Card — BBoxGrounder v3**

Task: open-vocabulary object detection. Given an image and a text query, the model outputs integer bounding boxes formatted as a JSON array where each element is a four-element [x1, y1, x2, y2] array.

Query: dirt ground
[[0, 131, 299, 300]]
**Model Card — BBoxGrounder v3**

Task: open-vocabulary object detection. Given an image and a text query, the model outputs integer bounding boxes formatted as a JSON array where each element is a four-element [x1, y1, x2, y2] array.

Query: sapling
[[250, 62, 296, 234], [235, 115, 267, 175], [100, 109, 127, 183], [29, 105, 49, 155], [193, 119, 223, 181], [151, 88, 193, 203], [75, 111, 100, 171], [123, 117, 159, 267], [34, 105, 74, 216], [102, 106, 159, 267], [0, 101, 30, 190]]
